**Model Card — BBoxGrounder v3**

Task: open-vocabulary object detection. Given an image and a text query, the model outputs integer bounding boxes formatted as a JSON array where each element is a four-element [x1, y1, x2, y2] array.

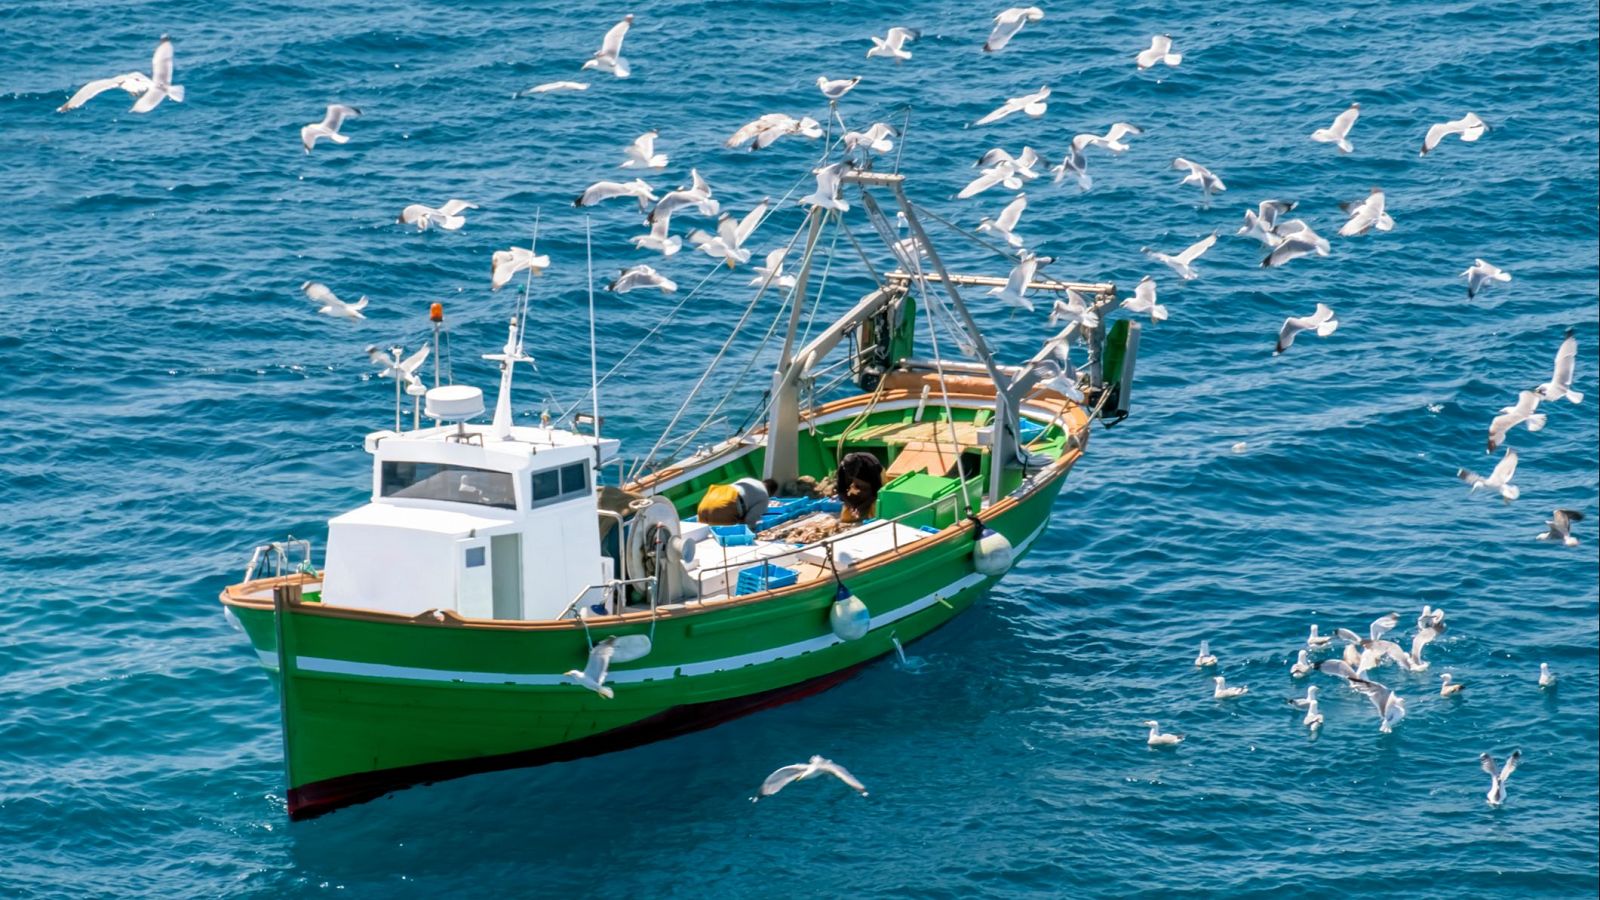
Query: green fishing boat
[[220, 169, 1139, 818]]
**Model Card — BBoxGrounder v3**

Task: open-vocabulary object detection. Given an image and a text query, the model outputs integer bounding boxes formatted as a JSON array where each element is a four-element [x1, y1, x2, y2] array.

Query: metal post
[[764, 206, 829, 485]]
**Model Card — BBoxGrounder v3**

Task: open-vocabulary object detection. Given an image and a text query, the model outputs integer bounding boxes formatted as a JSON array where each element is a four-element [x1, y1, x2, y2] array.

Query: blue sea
[[2, 0, 1596, 896]]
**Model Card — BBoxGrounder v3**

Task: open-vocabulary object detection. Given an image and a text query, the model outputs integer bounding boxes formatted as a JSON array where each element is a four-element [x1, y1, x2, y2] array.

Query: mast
[[762, 205, 829, 486]]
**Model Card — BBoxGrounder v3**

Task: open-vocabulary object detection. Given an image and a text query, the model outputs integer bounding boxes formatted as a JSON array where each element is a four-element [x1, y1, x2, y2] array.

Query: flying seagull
[[302, 281, 367, 319], [490, 247, 551, 290], [987, 253, 1039, 312], [867, 27, 919, 61], [1536, 329, 1583, 404], [1236, 200, 1297, 246], [842, 122, 897, 155], [750, 248, 797, 290], [1073, 122, 1143, 155], [583, 15, 634, 78], [576, 178, 657, 212], [756, 756, 868, 799], [1172, 157, 1225, 204], [1487, 390, 1546, 453], [1457, 447, 1520, 502], [1480, 750, 1521, 807], [1537, 508, 1584, 547], [984, 7, 1045, 52], [59, 36, 183, 113], [1121, 276, 1167, 323], [1136, 34, 1182, 69], [802, 162, 850, 212], [563, 636, 617, 698], [1405, 619, 1446, 671], [1348, 676, 1406, 733], [630, 216, 681, 257], [1338, 188, 1395, 237], [1143, 721, 1183, 746], [608, 264, 677, 294], [519, 81, 588, 95], [1275, 303, 1339, 355], [1050, 145, 1091, 190], [397, 199, 477, 231], [727, 114, 824, 151], [1143, 231, 1216, 280], [688, 199, 769, 268], [1047, 289, 1099, 330], [621, 130, 668, 170], [1311, 103, 1360, 153], [974, 86, 1050, 126], [366, 344, 429, 390], [650, 168, 719, 223], [1261, 219, 1330, 268], [301, 104, 360, 153], [1460, 258, 1511, 299], [1421, 112, 1487, 155], [976, 194, 1028, 248]]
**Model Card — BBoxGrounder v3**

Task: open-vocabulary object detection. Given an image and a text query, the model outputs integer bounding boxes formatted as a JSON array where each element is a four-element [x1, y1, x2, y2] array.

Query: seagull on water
[[1460, 258, 1511, 299], [987, 253, 1039, 312], [1488, 390, 1546, 453], [1143, 720, 1183, 746], [1171, 157, 1225, 205], [1303, 696, 1325, 731], [1121, 276, 1168, 323], [60, 36, 183, 113], [976, 195, 1028, 248], [490, 246, 550, 290], [366, 344, 429, 390], [621, 130, 668, 170], [1213, 675, 1248, 699], [1290, 685, 1320, 709], [1537, 508, 1584, 547], [1458, 447, 1519, 502], [1311, 103, 1360, 153], [1481, 750, 1521, 806], [756, 756, 868, 799], [520, 81, 589, 95], [1136, 34, 1182, 69], [1236, 200, 1297, 247], [302, 281, 367, 319], [1275, 304, 1339, 355], [1338, 188, 1395, 237], [802, 163, 850, 212], [608, 264, 677, 294], [397, 199, 477, 231], [1195, 640, 1217, 667], [1334, 613, 1407, 674], [688, 200, 768, 268], [1143, 232, 1217, 280], [1307, 624, 1333, 649], [1261, 219, 1331, 268], [984, 7, 1044, 52], [576, 178, 657, 212], [1417, 605, 1446, 631], [1405, 619, 1446, 671], [1536, 329, 1583, 404], [817, 76, 861, 101], [1047, 289, 1099, 330], [1439, 673, 1464, 696], [1291, 650, 1314, 678], [750, 248, 797, 291], [564, 636, 617, 698], [301, 104, 360, 153], [583, 15, 634, 78], [1539, 662, 1556, 688], [1421, 112, 1487, 156], [867, 26, 919, 61], [1348, 676, 1406, 733], [974, 86, 1050, 126]]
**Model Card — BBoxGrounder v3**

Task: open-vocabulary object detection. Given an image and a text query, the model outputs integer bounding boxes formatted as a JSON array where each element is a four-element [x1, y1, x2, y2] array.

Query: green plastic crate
[[877, 471, 978, 530]]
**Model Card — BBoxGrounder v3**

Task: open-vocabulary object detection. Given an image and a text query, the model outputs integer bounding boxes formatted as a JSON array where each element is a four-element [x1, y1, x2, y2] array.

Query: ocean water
[[2, 0, 1597, 896]]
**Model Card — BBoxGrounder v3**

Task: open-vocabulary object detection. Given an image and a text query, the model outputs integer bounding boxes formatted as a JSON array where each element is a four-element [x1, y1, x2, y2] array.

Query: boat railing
[[241, 538, 314, 586]]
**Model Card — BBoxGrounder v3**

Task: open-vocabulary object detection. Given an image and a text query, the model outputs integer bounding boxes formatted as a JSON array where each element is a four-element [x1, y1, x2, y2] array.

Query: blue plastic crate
[[735, 562, 799, 595], [757, 496, 815, 531], [812, 498, 843, 514], [711, 524, 755, 547], [1017, 417, 1046, 443]]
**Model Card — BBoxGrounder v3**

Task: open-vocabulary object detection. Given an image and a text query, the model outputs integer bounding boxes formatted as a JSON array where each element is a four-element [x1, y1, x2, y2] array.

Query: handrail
[[554, 576, 657, 621]]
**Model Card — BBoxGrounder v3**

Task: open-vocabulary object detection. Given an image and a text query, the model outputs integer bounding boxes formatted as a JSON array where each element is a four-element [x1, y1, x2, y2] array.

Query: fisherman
[[834, 451, 883, 524], [695, 477, 770, 530]]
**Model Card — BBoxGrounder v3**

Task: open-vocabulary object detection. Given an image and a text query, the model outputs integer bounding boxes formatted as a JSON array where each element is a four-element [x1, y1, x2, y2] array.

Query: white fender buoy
[[829, 585, 871, 641], [973, 527, 1013, 576], [609, 634, 653, 663]]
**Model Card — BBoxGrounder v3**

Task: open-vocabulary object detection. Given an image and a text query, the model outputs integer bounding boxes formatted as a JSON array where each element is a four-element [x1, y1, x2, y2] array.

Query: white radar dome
[[424, 385, 485, 423]]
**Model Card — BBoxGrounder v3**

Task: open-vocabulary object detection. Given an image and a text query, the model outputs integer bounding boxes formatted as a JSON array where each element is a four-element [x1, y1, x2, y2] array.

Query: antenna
[[486, 214, 541, 440], [429, 302, 444, 427], [585, 216, 601, 453]]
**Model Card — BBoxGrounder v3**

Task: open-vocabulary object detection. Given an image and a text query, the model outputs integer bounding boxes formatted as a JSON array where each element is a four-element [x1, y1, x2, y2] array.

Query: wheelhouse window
[[530, 461, 591, 508], [381, 461, 516, 510]]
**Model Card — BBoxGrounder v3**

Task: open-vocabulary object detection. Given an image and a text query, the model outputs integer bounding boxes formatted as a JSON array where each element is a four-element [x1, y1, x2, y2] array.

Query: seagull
[[1481, 750, 1521, 806], [1195, 640, 1217, 667], [1488, 390, 1546, 452], [1311, 103, 1360, 153], [974, 86, 1050, 126], [1143, 232, 1217, 280], [576, 178, 657, 212], [301, 104, 360, 153], [397, 199, 477, 231], [520, 81, 589, 95], [1212, 675, 1248, 699], [1072, 123, 1143, 155], [1439, 673, 1464, 696], [490, 246, 550, 290], [1458, 447, 1520, 502], [727, 113, 824, 150], [987, 253, 1039, 312], [1307, 624, 1333, 649], [1289, 685, 1320, 709], [1539, 662, 1556, 688], [649, 169, 719, 223], [1405, 620, 1446, 671], [1050, 145, 1091, 190], [59, 37, 182, 113], [959, 160, 1036, 199], [1536, 330, 1583, 404], [1236, 200, 1297, 246], [1537, 508, 1584, 547], [1172, 158, 1225, 205], [817, 76, 861, 101], [1136, 34, 1182, 69], [1348, 676, 1406, 733], [688, 200, 768, 268], [1460, 258, 1511, 299], [1421, 112, 1488, 156], [1303, 696, 1324, 731], [750, 248, 797, 291], [1338, 188, 1395, 237], [984, 7, 1045, 52], [1291, 650, 1314, 678], [976, 146, 1043, 172], [1334, 613, 1408, 673], [366, 344, 429, 389], [842, 122, 896, 155], [976, 195, 1027, 248], [1417, 605, 1446, 631], [1047, 289, 1099, 330], [583, 14, 634, 78], [1275, 304, 1339, 355], [1143, 720, 1183, 746], [1318, 658, 1362, 682], [563, 636, 617, 698], [629, 216, 681, 257], [301, 281, 367, 319], [608, 264, 677, 294], [1121, 276, 1167, 323], [1261, 219, 1331, 268], [620, 130, 668, 170], [756, 755, 868, 799], [802, 163, 850, 212], [867, 26, 920, 61]]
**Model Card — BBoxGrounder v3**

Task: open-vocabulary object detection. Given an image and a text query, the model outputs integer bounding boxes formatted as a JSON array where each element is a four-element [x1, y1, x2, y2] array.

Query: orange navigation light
[[429, 302, 443, 323]]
